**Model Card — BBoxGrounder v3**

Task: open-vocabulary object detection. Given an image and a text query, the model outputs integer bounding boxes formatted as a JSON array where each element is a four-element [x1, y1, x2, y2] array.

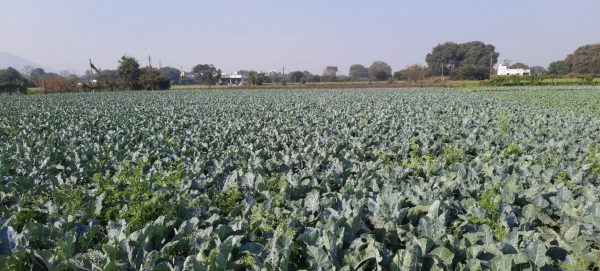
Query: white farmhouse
[[497, 64, 530, 76], [219, 72, 248, 85]]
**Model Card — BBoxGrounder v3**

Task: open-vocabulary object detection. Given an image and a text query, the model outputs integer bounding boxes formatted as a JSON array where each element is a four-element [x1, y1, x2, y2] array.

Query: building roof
[[221, 73, 246, 79]]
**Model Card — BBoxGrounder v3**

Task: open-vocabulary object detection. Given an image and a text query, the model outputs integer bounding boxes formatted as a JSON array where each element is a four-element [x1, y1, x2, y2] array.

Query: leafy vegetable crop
[[1, 88, 599, 270], [480, 86, 600, 118]]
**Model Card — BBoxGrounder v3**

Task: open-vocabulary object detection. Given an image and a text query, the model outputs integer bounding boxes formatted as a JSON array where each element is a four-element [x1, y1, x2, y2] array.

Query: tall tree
[[368, 61, 392, 81], [117, 56, 142, 90], [565, 43, 600, 75], [237, 70, 250, 76], [450, 64, 489, 80], [289, 71, 304, 83], [308, 74, 321, 83], [20, 65, 35, 78], [26, 68, 47, 84], [393, 70, 405, 80], [30, 68, 46, 78], [425, 41, 499, 76], [266, 72, 283, 84], [530, 66, 547, 75], [349, 64, 369, 80], [97, 70, 119, 82], [548, 60, 570, 75], [158, 67, 181, 85], [509, 62, 529, 69], [397, 64, 427, 81], [322, 66, 338, 81], [59, 70, 79, 81], [425, 42, 461, 76], [192, 64, 221, 86], [302, 71, 315, 83], [460, 41, 498, 67], [140, 67, 171, 90], [248, 70, 266, 85], [0, 67, 28, 85]]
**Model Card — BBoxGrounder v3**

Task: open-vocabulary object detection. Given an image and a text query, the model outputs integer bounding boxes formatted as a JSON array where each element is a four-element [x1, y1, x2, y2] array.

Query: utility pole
[[148, 55, 152, 69]]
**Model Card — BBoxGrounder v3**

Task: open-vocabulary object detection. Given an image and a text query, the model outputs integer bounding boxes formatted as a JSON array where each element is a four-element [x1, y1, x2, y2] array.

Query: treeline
[[0, 55, 173, 94], [1, 42, 599, 94], [238, 41, 500, 83], [547, 44, 600, 76], [483, 44, 600, 86], [78, 56, 172, 92], [234, 42, 600, 84]]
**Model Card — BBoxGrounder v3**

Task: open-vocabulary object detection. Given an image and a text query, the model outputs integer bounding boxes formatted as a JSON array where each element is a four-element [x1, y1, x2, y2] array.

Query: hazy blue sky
[[1, 0, 599, 75]]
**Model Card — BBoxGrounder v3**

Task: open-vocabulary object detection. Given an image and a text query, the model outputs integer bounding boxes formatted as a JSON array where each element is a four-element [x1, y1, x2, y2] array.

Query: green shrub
[[0, 84, 27, 95], [450, 64, 489, 80]]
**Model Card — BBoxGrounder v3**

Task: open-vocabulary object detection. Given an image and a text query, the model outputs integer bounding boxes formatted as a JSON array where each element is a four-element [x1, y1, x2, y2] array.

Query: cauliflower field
[[482, 86, 600, 119], [1, 88, 600, 270]]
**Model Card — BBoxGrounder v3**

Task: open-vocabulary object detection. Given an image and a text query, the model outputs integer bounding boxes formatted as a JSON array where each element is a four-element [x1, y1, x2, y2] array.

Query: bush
[[39, 77, 78, 93], [140, 68, 171, 90], [486, 75, 597, 86], [0, 84, 27, 95], [248, 71, 266, 86], [81, 81, 123, 92], [576, 74, 595, 85], [396, 65, 428, 82], [0, 67, 29, 86], [450, 65, 490, 80]]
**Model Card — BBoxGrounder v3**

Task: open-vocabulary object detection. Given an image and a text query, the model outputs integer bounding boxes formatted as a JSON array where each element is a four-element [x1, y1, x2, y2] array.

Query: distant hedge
[[485, 75, 598, 87], [0, 84, 27, 95]]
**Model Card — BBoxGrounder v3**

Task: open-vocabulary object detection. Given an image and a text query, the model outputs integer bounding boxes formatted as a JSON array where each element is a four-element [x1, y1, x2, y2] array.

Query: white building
[[219, 72, 248, 85], [497, 64, 530, 76]]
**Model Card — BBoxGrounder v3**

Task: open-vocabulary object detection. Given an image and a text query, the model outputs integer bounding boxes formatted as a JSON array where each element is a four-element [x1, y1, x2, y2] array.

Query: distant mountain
[[0, 52, 55, 72]]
